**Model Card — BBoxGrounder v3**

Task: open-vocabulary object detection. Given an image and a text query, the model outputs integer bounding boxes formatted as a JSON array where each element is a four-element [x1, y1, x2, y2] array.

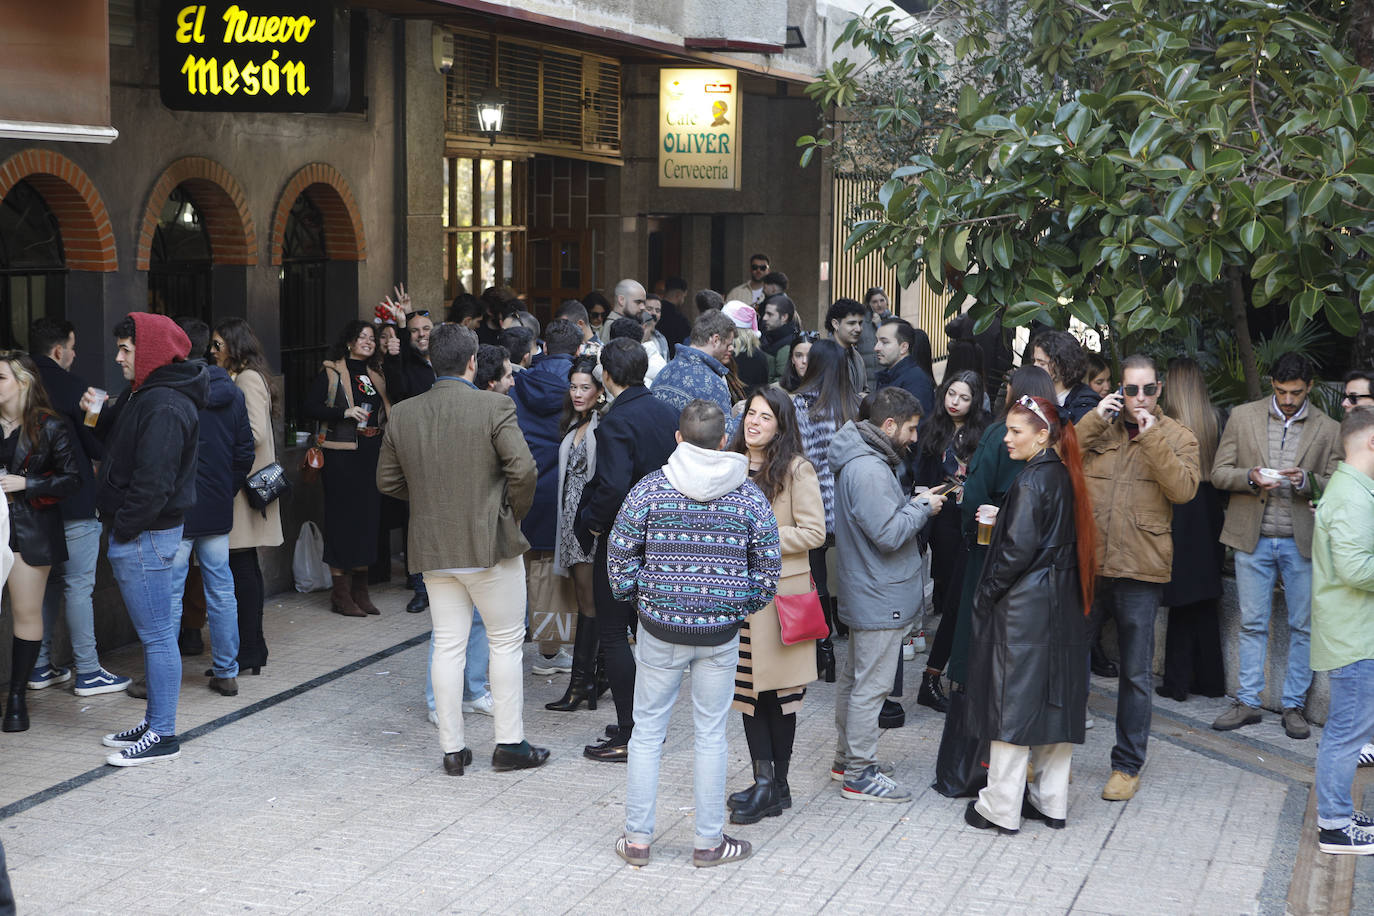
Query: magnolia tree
[[805, 0, 1374, 396]]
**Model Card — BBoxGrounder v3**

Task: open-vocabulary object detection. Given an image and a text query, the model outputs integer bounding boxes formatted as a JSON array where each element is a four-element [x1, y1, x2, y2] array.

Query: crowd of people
[[7, 250, 1374, 865]]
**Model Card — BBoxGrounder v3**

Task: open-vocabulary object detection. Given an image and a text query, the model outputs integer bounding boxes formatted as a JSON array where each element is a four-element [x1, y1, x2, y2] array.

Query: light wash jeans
[[37, 518, 102, 674], [1316, 659, 1374, 830], [625, 629, 739, 850], [426, 608, 489, 710], [1234, 536, 1313, 709], [106, 527, 183, 735], [170, 534, 240, 678]]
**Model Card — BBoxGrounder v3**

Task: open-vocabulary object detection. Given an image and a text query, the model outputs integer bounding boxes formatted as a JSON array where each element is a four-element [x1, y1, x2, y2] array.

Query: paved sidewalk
[[0, 583, 1366, 914]]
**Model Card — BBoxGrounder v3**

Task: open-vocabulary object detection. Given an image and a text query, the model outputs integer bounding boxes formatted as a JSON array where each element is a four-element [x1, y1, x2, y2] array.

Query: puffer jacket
[[183, 363, 255, 539], [1076, 405, 1201, 582], [511, 351, 574, 550], [962, 449, 1089, 747], [828, 420, 936, 630]]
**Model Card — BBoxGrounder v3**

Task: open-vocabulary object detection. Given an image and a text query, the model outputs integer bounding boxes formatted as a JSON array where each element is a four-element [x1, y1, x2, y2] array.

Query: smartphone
[[1105, 387, 1122, 422], [927, 482, 962, 498]]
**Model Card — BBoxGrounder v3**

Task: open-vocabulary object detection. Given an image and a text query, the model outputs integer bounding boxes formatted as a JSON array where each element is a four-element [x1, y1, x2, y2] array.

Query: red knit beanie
[[128, 313, 192, 390]]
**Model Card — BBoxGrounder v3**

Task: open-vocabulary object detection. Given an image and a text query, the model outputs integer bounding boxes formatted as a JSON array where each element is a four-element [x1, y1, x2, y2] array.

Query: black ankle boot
[[775, 755, 792, 810], [2, 692, 27, 733], [547, 616, 598, 711], [917, 671, 950, 713], [816, 639, 836, 683], [730, 760, 783, 825]]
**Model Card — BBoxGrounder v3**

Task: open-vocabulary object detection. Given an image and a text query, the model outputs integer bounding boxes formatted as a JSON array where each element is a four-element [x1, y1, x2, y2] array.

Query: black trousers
[[741, 691, 797, 766], [593, 537, 637, 731], [229, 549, 268, 670], [1160, 598, 1225, 698]]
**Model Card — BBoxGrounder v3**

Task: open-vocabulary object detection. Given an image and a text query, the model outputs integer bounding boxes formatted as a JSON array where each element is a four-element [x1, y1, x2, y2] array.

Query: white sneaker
[[1085, 717, 1095, 729], [462, 693, 495, 716], [901, 638, 915, 662], [427, 709, 438, 727], [532, 649, 574, 675], [1360, 743, 1374, 767]]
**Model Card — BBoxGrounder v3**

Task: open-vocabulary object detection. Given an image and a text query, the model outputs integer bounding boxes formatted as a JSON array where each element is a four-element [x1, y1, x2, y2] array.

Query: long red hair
[[1009, 396, 1097, 615]]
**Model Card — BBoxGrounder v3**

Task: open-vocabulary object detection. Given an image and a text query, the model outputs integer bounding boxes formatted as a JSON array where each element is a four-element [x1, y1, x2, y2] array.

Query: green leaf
[[1301, 180, 1334, 217], [1144, 216, 1187, 249], [1004, 300, 1048, 327], [1091, 157, 1116, 197], [1163, 277, 1183, 314], [992, 232, 1013, 270], [974, 114, 1016, 132], [944, 227, 971, 271], [1255, 179, 1297, 207], [1240, 220, 1264, 252], [1252, 252, 1282, 278], [1198, 241, 1222, 282], [1116, 286, 1144, 315], [1323, 294, 1361, 336]]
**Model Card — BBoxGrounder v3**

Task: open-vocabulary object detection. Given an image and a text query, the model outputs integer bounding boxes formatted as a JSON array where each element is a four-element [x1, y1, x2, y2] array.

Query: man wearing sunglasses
[[1211, 352, 1342, 740], [1343, 370, 1374, 415], [726, 254, 770, 308], [1077, 353, 1201, 802]]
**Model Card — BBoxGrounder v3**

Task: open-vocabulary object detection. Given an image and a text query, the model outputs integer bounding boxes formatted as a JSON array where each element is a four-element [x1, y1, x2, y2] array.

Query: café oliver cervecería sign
[[159, 2, 351, 112]]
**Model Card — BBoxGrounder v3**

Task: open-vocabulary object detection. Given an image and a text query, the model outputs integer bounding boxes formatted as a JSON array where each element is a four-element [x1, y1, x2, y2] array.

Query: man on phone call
[[1077, 354, 1199, 802], [1210, 352, 1342, 739]]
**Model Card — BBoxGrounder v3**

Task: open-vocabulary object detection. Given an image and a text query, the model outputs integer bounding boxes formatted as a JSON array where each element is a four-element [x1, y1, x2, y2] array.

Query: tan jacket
[[376, 379, 536, 572], [1211, 397, 1342, 557], [228, 369, 283, 550], [742, 456, 827, 694], [1077, 406, 1200, 583]]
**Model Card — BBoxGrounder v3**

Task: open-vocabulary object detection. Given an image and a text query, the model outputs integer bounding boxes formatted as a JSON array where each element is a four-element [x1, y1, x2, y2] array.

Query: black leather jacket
[[962, 449, 1089, 747], [10, 414, 82, 565]]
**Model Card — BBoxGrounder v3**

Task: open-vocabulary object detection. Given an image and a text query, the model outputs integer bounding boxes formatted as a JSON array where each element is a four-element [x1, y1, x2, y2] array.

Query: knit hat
[[128, 312, 192, 390], [721, 300, 759, 333]]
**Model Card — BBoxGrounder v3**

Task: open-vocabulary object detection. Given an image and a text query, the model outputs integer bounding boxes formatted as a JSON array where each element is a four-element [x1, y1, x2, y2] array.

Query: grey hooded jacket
[[828, 420, 935, 630]]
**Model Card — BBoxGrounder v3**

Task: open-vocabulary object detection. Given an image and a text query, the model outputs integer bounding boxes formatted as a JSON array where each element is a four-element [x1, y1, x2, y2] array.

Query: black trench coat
[[962, 448, 1089, 747]]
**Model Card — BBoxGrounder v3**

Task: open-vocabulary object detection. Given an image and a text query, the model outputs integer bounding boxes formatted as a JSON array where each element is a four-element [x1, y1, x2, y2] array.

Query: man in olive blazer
[[1210, 352, 1342, 740], [377, 323, 548, 777]]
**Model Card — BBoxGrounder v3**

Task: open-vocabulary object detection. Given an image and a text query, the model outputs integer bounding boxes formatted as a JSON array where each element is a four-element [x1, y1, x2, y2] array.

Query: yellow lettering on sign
[[242, 60, 260, 94], [178, 51, 310, 98], [182, 54, 220, 95], [175, 5, 206, 44], [283, 60, 309, 96], [221, 5, 317, 44]]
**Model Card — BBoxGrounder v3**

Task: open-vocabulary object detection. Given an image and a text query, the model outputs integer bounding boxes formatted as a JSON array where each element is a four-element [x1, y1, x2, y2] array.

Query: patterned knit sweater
[[794, 388, 841, 531], [608, 444, 781, 646]]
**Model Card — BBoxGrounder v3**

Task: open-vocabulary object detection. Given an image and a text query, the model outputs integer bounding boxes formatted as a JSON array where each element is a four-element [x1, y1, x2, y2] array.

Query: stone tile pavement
[[0, 582, 1366, 914]]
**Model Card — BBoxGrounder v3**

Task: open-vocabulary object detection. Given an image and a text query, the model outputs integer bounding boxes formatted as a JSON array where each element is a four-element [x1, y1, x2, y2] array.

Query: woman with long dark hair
[[791, 339, 861, 681], [962, 394, 1096, 833], [0, 353, 81, 731], [725, 388, 826, 823], [1157, 357, 1226, 700], [302, 320, 390, 618], [546, 357, 606, 711], [779, 332, 816, 393], [212, 318, 282, 674], [913, 369, 989, 712]]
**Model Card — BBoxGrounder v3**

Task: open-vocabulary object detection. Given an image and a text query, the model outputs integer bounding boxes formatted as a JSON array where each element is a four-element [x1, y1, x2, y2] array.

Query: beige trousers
[[426, 555, 527, 754], [975, 740, 1073, 830]]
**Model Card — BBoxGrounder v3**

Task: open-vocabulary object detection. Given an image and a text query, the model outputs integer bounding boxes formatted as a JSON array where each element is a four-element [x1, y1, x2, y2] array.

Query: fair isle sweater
[[608, 443, 782, 646]]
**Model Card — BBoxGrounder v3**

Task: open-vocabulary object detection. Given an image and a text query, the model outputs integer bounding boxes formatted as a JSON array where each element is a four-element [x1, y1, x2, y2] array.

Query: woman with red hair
[[962, 394, 1096, 834]]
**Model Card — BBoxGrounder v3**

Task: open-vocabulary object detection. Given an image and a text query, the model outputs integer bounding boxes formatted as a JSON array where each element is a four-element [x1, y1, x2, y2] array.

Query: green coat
[[948, 420, 1026, 685], [1310, 462, 1374, 671]]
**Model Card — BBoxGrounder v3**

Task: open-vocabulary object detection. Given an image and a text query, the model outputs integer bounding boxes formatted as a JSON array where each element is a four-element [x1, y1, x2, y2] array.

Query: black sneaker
[[102, 720, 149, 748], [1318, 823, 1374, 855], [106, 730, 181, 767]]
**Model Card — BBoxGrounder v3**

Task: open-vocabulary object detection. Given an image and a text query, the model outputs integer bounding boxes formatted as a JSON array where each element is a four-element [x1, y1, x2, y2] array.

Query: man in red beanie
[[83, 313, 208, 766]]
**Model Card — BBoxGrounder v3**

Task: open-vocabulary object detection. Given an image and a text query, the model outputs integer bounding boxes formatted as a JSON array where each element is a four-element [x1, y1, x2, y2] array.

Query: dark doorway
[[0, 179, 66, 349], [280, 192, 330, 429]]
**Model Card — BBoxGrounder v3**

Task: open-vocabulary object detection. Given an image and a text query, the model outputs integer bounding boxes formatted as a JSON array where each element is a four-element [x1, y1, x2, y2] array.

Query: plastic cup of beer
[[976, 504, 999, 545], [356, 404, 372, 430], [84, 389, 108, 428]]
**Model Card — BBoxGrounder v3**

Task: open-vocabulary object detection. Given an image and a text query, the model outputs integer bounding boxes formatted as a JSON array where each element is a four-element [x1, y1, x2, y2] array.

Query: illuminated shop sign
[[658, 68, 741, 190], [159, 2, 351, 112]]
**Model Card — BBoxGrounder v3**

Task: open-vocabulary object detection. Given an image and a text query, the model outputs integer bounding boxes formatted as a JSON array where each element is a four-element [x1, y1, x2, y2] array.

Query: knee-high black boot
[[546, 614, 598, 712], [4, 637, 42, 732]]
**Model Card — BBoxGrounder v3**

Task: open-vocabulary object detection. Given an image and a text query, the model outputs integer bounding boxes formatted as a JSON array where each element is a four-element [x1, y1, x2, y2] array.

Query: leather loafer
[[443, 748, 473, 775], [964, 800, 1018, 834], [208, 677, 239, 697], [1021, 795, 1066, 829], [584, 736, 630, 762], [491, 742, 550, 771], [406, 592, 429, 613]]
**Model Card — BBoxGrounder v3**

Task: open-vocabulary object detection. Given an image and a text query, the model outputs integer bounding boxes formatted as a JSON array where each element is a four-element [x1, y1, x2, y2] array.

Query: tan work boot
[[1102, 770, 1140, 801]]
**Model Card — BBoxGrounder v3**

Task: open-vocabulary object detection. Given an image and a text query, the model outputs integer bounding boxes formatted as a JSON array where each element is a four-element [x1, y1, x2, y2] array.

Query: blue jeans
[[426, 608, 488, 709], [625, 629, 739, 850], [1092, 578, 1162, 777], [170, 534, 239, 678], [37, 518, 102, 674], [1234, 537, 1313, 709], [1316, 659, 1374, 830], [106, 527, 184, 735]]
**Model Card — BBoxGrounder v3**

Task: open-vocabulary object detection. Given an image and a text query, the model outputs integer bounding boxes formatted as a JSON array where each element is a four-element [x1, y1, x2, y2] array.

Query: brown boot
[[331, 574, 366, 617], [351, 570, 380, 615]]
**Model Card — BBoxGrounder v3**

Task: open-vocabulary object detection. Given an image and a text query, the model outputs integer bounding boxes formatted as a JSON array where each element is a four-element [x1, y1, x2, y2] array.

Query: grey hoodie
[[828, 420, 934, 630], [664, 441, 748, 500]]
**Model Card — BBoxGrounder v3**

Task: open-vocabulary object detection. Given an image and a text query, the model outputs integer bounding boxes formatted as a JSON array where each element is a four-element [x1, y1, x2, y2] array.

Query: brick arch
[[269, 163, 366, 265], [135, 157, 257, 270], [0, 149, 117, 272]]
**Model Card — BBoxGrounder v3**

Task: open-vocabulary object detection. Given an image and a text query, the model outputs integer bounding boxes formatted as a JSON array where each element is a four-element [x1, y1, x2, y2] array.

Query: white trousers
[[426, 555, 527, 753], [975, 740, 1073, 830]]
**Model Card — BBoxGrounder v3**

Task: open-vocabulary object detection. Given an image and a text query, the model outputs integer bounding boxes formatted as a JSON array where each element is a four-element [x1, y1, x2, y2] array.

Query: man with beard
[[760, 294, 800, 384]]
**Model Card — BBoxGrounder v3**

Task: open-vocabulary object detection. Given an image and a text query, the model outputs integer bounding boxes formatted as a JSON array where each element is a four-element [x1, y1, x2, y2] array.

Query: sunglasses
[[1122, 384, 1159, 397], [1343, 391, 1373, 403], [1017, 395, 1051, 427], [406, 310, 430, 321], [750, 264, 768, 271]]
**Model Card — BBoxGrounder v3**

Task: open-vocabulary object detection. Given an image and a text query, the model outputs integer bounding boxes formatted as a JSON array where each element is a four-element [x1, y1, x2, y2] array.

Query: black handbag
[[244, 462, 290, 515], [931, 687, 991, 798]]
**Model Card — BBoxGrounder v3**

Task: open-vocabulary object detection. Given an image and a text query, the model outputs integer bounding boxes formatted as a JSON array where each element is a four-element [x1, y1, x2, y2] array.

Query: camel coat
[[229, 369, 283, 549], [733, 456, 826, 711]]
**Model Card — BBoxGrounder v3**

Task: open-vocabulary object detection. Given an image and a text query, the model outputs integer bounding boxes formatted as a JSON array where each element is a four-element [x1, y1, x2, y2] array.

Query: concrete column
[[404, 20, 447, 314]]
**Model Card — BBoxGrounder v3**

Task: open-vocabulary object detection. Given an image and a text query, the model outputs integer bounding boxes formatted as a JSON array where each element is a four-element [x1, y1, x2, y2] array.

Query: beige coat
[[1077, 405, 1201, 583], [1211, 397, 1342, 558], [738, 456, 827, 696], [229, 369, 283, 549], [376, 378, 536, 572]]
